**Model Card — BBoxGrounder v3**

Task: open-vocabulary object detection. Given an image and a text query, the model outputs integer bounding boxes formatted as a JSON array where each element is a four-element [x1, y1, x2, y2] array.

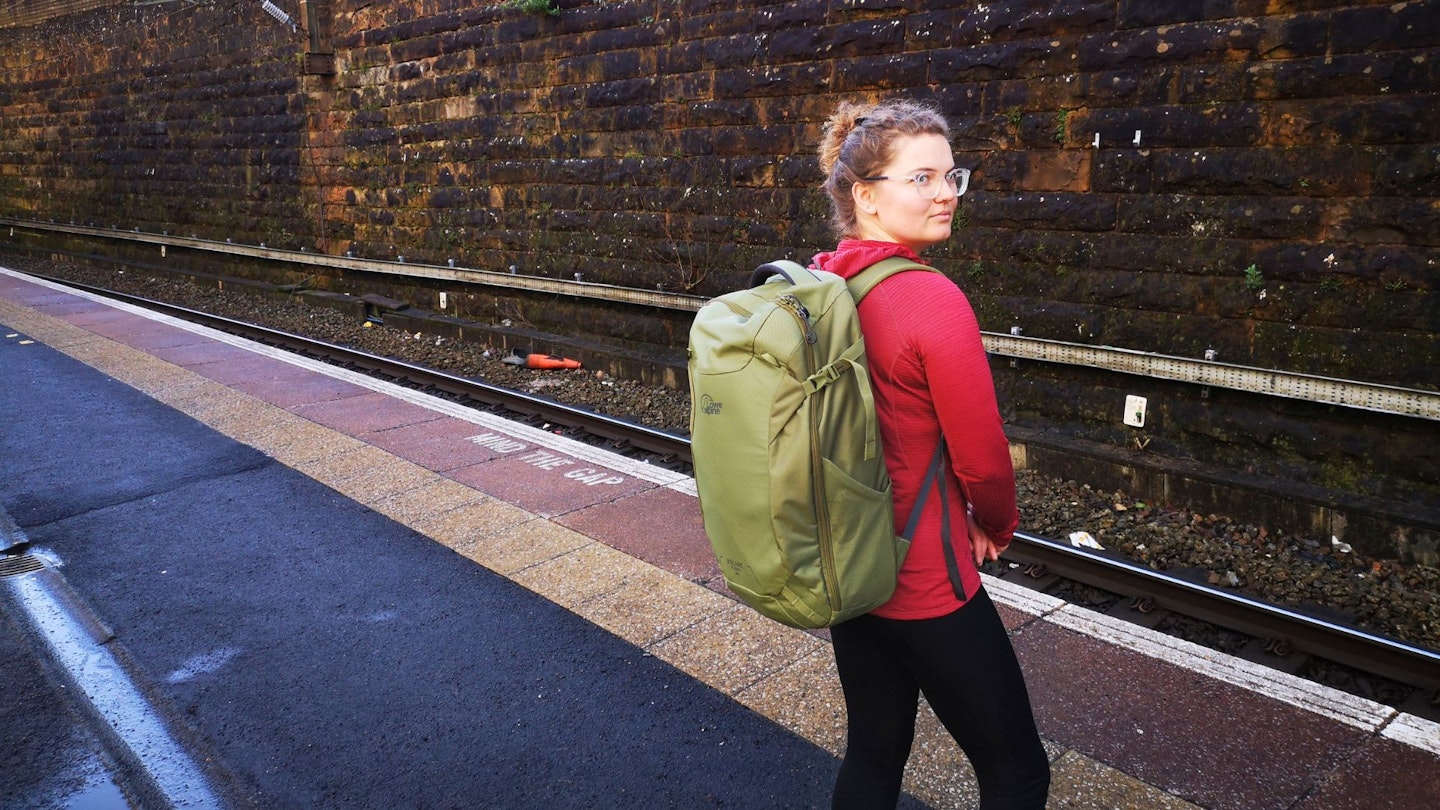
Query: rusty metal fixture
[[1265, 638, 1295, 657]]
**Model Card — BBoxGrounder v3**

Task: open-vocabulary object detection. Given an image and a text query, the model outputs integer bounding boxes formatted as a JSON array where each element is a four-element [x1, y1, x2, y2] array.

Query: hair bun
[[819, 102, 875, 175]]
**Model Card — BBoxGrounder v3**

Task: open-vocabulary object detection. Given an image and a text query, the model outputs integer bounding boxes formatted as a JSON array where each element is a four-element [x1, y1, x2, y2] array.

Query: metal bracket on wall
[[304, 52, 336, 75], [301, 0, 335, 75]]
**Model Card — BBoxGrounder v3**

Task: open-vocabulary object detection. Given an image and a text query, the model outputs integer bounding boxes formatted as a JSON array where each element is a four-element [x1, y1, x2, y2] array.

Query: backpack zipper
[[777, 294, 841, 614], [776, 295, 816, 344]]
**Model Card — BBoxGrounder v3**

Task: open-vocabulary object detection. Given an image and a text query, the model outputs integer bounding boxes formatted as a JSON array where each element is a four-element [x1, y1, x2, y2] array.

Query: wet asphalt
[[0, 330, 887, 808]]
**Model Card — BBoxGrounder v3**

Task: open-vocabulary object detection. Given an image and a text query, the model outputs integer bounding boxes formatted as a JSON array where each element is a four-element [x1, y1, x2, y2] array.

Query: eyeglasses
[[861, 167, 970, 199]]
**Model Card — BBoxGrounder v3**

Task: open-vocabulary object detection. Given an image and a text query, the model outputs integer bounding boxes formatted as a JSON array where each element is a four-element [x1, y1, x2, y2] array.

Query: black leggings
[[829, 589, 1050, 809]]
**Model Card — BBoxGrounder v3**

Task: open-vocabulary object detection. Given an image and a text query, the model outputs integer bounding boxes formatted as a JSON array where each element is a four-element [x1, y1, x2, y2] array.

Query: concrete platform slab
[[735, 646, 848, 752], [1291, 735, 1440, 810], [325, 453, 439, 504], [1013, 620, 1370, 810], [1045, 750, 1201, 809], [361, 417, 508, 472], [649, 601, 827, 695], [575, 561, 730, 647], [556, 486, 718, 582], [63, 305, 140, 332], [24, 294, 110, 317], [235, 368, 369, 408], [178, 351, 296, 387], [290, 442, 397, 482], [8, 265, 1437, 810], [446, 513, 590, 575], [146, 337, 259, 369], [369, 476, 491, 525], [290, 390, 444, 436], [445, 453, 654, 518], [510, 541, 632, 608], [119, 320, 206, 348], [94, 319, 203, 352]]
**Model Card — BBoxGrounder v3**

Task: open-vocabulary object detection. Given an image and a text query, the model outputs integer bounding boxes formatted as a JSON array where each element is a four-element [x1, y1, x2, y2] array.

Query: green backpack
[[687, 257, 942, 628]]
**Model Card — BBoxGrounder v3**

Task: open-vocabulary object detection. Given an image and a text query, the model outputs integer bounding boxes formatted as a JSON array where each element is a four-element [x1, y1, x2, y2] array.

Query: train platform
[[1, 263, 1436, 809]]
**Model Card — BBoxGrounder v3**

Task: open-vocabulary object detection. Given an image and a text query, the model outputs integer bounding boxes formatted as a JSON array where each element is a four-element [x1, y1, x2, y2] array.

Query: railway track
[[37, 274, 1440, 719]]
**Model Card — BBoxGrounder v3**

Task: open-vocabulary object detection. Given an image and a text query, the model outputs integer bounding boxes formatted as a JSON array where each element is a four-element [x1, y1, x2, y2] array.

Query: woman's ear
[[851, 179, 877, 216]]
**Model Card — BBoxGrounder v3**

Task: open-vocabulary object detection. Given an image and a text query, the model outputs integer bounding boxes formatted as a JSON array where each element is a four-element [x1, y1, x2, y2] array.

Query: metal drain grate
[[0, 554, 44, 578]]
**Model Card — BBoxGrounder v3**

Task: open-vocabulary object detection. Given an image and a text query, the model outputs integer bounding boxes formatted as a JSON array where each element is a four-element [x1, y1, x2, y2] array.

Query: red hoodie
[[812, 239, 1019, 620]]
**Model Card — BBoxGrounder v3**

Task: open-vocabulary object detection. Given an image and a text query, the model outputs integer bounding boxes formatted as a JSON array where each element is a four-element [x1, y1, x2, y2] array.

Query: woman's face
[[852, 133, 958, 254]]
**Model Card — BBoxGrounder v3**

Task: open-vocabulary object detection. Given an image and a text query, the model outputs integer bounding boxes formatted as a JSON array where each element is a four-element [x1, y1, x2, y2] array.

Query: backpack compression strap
[[801, 339, 880, 459], [901, 442, 969, 602]]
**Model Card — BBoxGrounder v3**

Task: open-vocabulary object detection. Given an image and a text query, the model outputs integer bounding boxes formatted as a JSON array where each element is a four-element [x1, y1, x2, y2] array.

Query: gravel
[[8, 251, 1438, 662]]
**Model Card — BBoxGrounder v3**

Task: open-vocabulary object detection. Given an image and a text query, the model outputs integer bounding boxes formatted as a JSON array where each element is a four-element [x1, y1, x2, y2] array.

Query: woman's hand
[[966, 507, 1002, 567]]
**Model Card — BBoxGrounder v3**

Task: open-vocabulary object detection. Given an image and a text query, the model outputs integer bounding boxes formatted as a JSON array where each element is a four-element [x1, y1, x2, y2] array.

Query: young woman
[[812, 99, 1051, 809]]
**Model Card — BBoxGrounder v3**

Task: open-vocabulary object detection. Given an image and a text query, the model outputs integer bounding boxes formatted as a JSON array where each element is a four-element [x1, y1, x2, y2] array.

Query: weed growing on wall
[[660, 214, 722, 293], [1053, 109, 1070, 144], [1244, 263, 1265, 291], [501, 0, 560, 16]]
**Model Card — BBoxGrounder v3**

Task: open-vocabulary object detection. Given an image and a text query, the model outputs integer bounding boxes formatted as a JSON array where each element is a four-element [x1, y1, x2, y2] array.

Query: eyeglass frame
[[860, 167, 970, 199]]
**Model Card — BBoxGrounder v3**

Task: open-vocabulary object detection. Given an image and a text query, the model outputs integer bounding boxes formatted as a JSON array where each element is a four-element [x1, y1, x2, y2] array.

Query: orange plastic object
[[526, 354, 581, 370]]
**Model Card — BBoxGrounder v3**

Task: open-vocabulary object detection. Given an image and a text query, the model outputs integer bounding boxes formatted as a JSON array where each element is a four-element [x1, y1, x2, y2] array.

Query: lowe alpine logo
[[701, 394, 723, 415]]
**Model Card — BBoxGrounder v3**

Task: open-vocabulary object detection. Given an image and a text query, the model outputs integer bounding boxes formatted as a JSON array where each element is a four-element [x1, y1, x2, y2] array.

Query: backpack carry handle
[[749, 260, 813, 288]]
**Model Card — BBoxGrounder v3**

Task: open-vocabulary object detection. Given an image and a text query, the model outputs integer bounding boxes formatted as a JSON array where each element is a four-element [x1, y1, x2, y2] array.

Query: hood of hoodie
[[810, 239, 930, 281]]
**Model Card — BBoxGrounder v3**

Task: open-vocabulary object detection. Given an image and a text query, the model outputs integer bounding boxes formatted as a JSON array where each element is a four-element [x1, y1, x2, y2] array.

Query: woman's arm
[[912, 277, 1020, 549]]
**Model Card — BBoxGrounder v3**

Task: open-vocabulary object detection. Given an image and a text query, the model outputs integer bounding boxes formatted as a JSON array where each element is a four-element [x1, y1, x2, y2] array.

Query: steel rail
[[1001, 531, 1440, 693], [37, 276, 690, 462], [36, 273, 1440, 699], [6, 217, 1437, 421]]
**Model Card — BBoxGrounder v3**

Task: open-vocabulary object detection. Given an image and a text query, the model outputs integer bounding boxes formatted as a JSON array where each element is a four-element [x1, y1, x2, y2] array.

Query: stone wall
[[2, 0, 1437, 544], [4, 1, 1435, 381], [0, 1, 306, 241]]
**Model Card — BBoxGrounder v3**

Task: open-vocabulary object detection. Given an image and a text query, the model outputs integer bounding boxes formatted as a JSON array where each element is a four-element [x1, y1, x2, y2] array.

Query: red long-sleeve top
[[812, 239, 1019, 620]]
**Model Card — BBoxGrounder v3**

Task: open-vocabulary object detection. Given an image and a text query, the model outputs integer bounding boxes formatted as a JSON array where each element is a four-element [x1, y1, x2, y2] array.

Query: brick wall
[[2, 0, 1437, 534]]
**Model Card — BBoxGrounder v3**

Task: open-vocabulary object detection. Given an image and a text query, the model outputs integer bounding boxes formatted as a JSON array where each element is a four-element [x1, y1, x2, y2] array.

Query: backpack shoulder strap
[[846, 256, 940, 303]]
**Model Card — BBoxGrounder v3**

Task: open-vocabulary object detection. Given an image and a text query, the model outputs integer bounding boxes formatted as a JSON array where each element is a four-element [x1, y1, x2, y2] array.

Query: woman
[[812, 99, 1051, 809]]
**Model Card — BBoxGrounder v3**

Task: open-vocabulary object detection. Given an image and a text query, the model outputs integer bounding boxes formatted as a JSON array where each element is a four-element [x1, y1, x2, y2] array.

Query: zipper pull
[[777, 294, 817, 344]]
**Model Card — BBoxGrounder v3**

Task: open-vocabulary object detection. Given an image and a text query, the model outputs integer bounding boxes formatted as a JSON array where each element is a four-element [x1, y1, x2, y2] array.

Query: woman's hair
[[818, 98, 952, 238]]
